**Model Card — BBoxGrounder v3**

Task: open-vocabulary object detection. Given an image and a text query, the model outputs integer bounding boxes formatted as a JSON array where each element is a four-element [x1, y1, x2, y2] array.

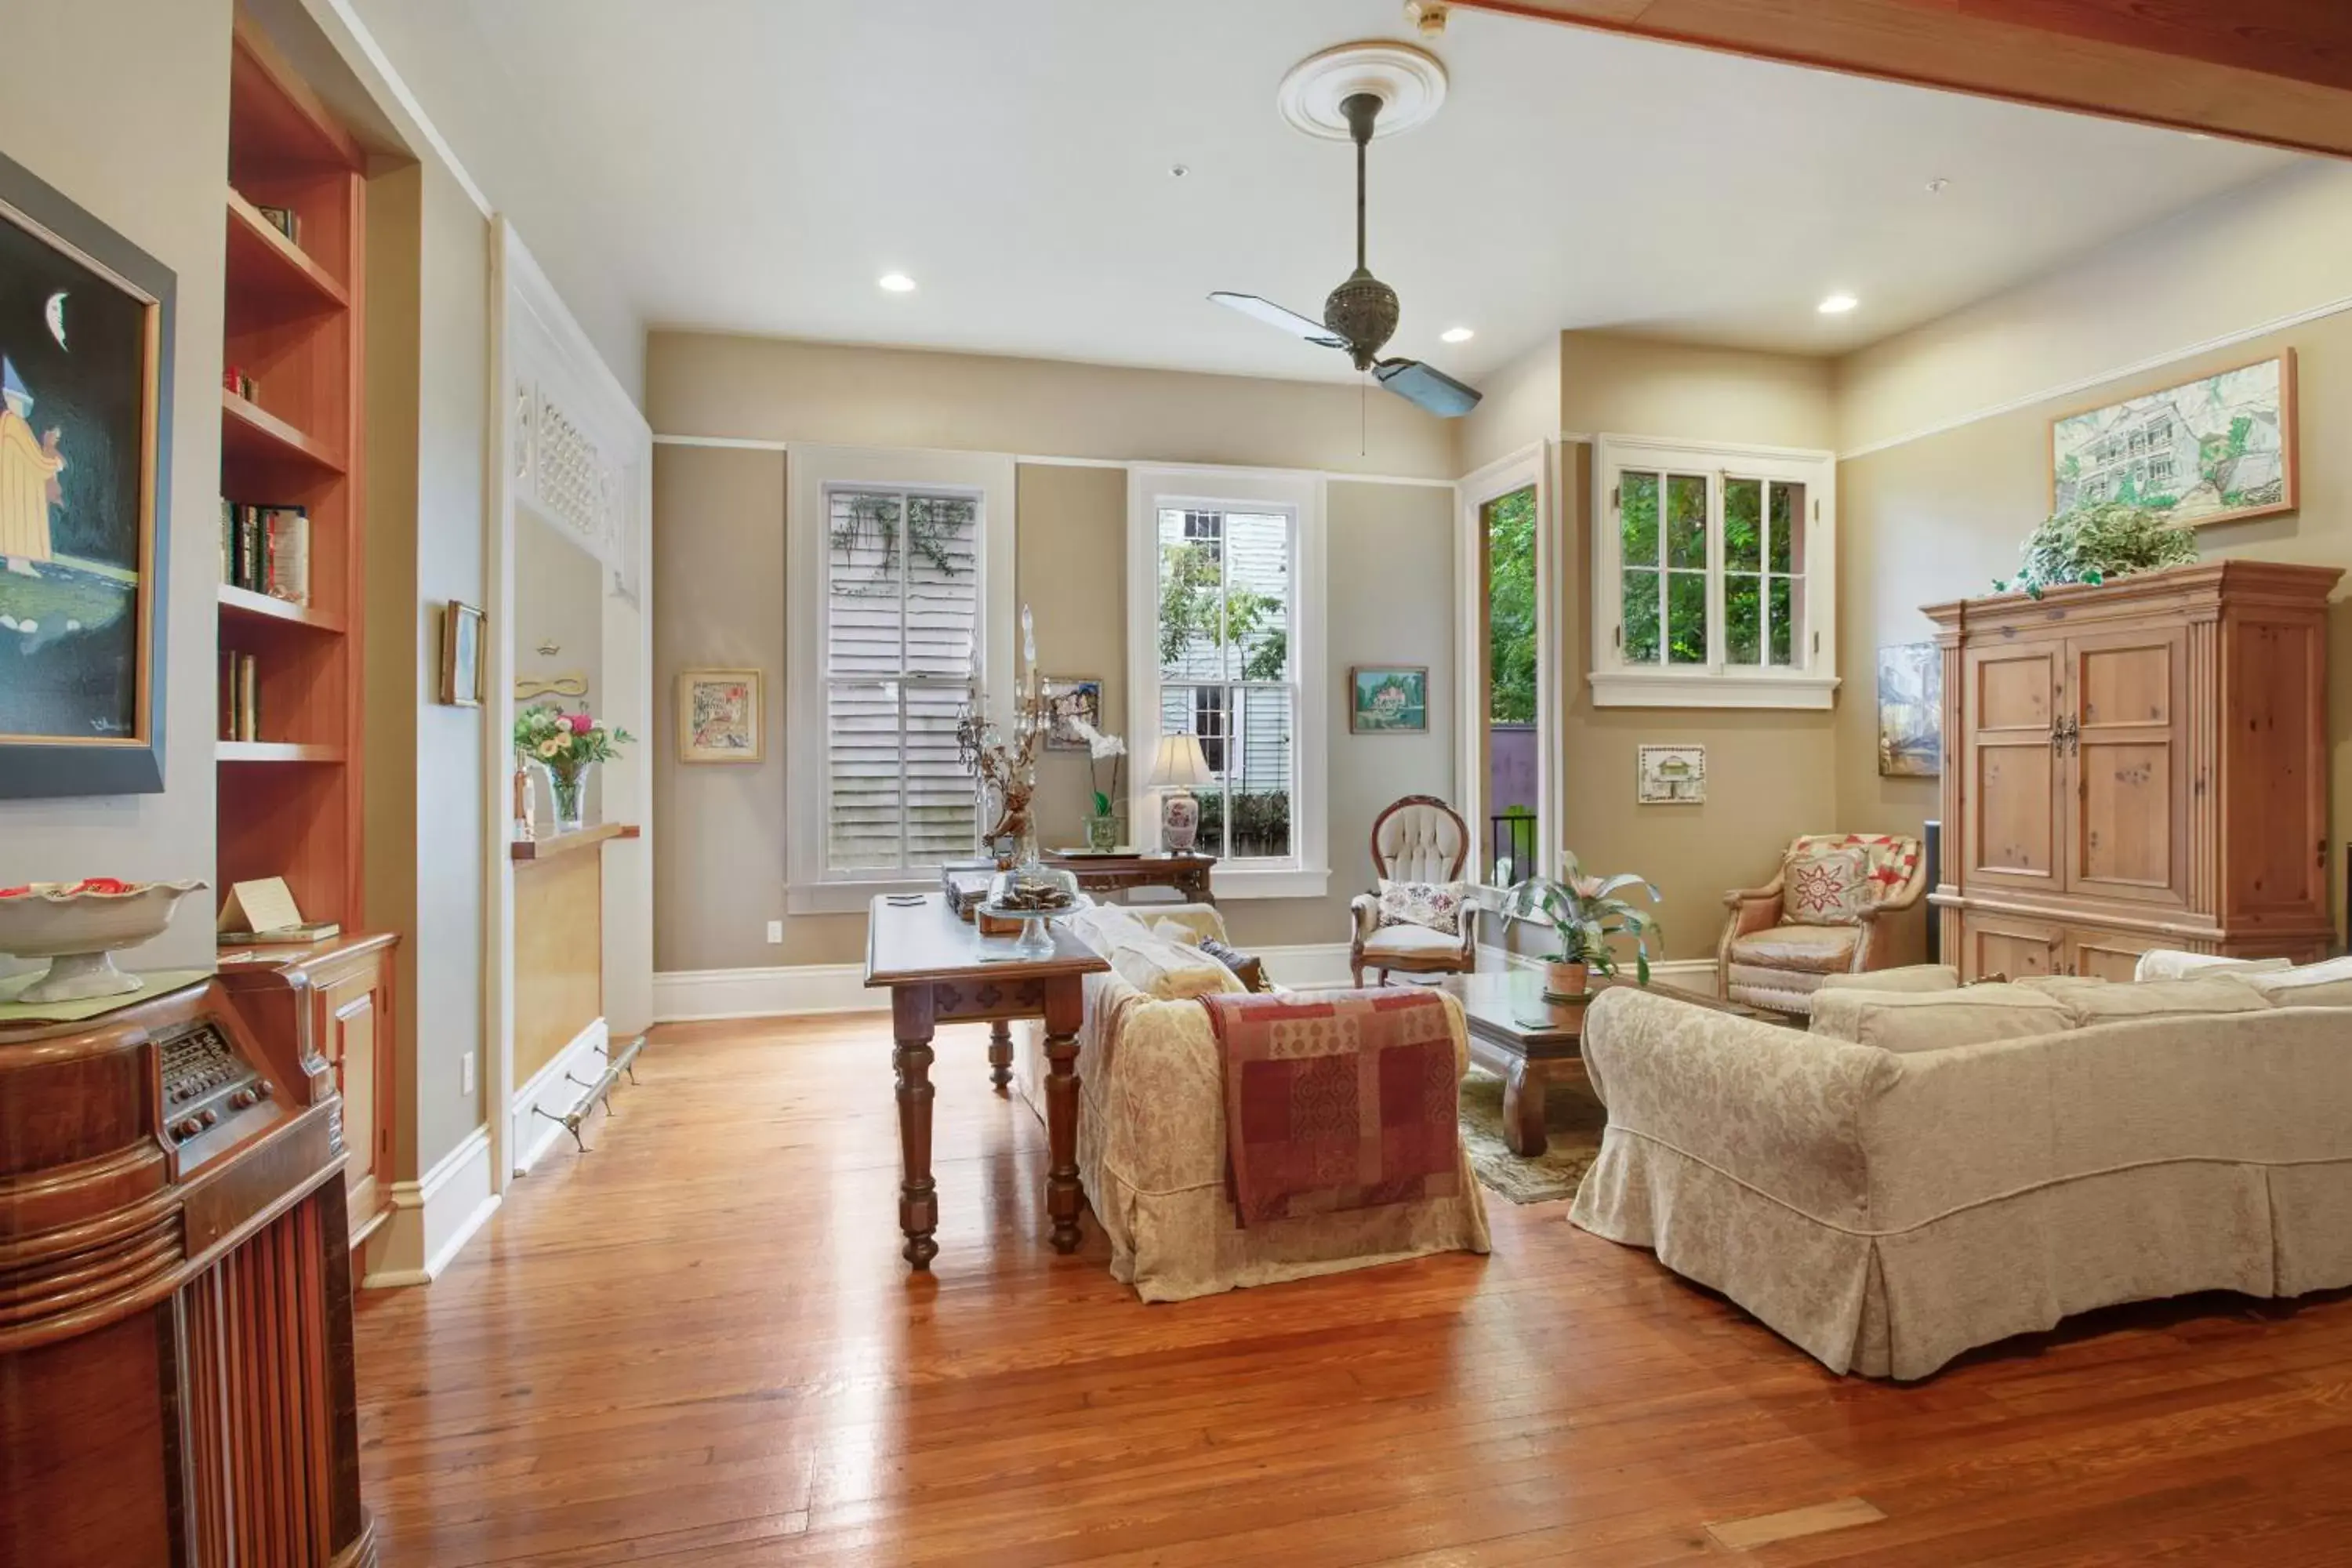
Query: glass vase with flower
[[514, 704, 635, 835]]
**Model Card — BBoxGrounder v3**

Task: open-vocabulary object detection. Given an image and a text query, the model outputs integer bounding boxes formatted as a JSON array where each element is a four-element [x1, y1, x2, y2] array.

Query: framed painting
[[439, 601, 485, 706], [0, 150, 176, 797], [2050, 350, 2296, 528], [678, 668, 763, 762], [1349, 666, 1428, 734], [1041, 676, 1101, 750], [1877, 642, 1943, 778], [1635, 744, 1705, 804]]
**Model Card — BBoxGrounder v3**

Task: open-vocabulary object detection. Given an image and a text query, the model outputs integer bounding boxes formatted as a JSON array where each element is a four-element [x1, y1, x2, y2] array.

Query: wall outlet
[[460, 1051, 477, 1096], [765, 919, 784, 945]]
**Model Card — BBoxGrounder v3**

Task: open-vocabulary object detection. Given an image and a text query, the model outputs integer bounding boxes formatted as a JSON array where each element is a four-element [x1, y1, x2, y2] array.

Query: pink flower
[[568, 713, 594, 735]]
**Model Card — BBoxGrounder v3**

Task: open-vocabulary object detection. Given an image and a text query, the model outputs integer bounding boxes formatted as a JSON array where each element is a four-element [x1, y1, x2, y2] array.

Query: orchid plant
[[1065, 717, 1127, 818], [1501, 850, 1661, 982]]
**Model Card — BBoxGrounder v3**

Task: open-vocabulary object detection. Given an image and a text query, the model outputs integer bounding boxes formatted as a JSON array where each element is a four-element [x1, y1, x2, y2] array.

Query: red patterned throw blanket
[[1196, 990, 1461, 1227]]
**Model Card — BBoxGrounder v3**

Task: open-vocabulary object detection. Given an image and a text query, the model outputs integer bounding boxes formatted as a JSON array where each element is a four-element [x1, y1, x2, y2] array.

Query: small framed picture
[[439, 601, 485, 706], [1042, 676, 1102, 750], [1349, 666, 1428, 734], [1636, 743, 1706, 804], [677, 668, 763, 762]]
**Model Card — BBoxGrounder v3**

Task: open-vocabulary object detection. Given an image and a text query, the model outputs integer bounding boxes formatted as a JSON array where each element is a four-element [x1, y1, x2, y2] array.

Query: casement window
[[821, 485, 982, 874], [1126, 467, 1328, 899], [1589, 435, 1839, 710], [789, 447, 1014, 913]]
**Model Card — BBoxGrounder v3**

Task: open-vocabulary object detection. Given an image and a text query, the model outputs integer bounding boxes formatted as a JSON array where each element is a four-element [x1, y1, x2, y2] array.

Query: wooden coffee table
[[1437, 971, 1782, 1156]]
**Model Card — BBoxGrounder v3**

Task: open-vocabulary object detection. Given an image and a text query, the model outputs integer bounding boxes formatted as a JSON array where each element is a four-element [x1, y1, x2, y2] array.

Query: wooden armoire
[[1926, 560, 2342, 981]]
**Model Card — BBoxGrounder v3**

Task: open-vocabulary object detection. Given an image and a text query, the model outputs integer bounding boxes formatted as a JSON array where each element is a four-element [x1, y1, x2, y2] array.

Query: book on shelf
[[216, 877, 332, 947], [218, 501, 310, 605], [222, 364, 257, 401], [218, 920, 339, 949], [220, 651, 260, 742], [252, 202, 300, 247]]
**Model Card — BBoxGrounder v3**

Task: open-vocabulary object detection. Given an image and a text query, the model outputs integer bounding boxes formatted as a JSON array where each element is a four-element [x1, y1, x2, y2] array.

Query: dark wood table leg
[[1041, 976, 1085, 1254], [1502, 1057, 1548, 1158], [987, 1020, 1013, 1091], [891, 986, 940, 1270]]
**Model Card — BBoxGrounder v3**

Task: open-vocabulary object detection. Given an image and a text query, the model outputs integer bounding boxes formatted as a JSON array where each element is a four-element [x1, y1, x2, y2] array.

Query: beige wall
[[1555, 333, 1840, 960], [1455, 333, 1561, 477], [646, 333, 1456, 479], [1837, 162, 2352, 456], [646, 340, 1462, 975], [1836, 317, 2352, 949], [361, 151, 495, 1174], [0, 0, 230, 972]]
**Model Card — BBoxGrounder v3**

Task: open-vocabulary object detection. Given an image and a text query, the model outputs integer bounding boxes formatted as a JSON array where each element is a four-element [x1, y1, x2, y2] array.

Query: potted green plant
[[1993, 500, 2198, 600], [1501, 851, 1661, 998]]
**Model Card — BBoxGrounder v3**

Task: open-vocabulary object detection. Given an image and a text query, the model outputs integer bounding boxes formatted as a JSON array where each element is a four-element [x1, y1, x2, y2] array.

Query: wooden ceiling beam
[[1450, 1, 2352, 159]]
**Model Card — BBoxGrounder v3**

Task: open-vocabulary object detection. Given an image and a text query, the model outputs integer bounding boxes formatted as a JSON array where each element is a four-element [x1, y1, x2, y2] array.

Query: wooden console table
[[863, 894, 1109, 1269], [1044, 850, 1216, 903]]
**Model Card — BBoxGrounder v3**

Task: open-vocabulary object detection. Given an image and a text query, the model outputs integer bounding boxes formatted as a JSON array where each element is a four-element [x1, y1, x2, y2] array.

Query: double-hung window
[[1126, 467, 1328, 899], [1590, 436, 1838, 710], [822, 485, 982, 874]]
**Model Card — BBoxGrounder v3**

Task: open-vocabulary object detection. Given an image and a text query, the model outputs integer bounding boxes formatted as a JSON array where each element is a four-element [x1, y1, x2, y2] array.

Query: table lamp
[[1145, 734, 1214, 854]]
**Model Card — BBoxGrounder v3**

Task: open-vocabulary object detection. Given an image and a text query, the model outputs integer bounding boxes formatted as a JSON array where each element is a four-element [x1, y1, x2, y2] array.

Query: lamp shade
[[1145, 733, 1214, 789]]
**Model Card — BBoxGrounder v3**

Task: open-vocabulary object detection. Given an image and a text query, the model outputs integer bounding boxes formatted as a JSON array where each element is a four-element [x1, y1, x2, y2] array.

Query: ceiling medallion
[[1276, 40, 1448, 141]]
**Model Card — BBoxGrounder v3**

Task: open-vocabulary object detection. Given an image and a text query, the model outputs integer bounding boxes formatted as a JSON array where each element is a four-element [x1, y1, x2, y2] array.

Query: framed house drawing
[[1635, 744, 1706, 804], [2050, 351, 2296, 529]]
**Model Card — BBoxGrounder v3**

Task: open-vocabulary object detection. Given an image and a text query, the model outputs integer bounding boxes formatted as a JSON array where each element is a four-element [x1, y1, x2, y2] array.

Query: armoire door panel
[[1964, 644, 2065, 895], [2067, 630, 2190, 908], [2225, 617, 2328, 918], [2068, 925, 2162, 983], [1963, 913, 2063, 982]]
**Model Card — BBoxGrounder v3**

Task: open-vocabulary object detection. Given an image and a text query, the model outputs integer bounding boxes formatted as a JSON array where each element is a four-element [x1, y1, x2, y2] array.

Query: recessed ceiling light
[[1170, 163, 1191, 179], [1441, 326, 1474, 343], [878, 272, 916, 293], [1925, 176, 1950, 194], [1817, 292, 1859, 315]]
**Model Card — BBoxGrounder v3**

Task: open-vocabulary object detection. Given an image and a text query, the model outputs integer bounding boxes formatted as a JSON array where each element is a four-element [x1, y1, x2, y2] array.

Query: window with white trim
[[1126, 468, 1328, 899], [822, 484, 982, 876], [1591, 436, 1839, 710]]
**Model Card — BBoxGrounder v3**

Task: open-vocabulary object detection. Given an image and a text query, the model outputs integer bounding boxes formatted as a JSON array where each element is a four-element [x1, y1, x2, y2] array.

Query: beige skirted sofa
[[1015, 902, 1491, 1301], [1570, 965, 2352, 1380]]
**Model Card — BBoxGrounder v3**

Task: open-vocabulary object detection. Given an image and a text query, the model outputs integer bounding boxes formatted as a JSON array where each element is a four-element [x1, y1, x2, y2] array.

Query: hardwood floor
[[354, 1014, 2352, 1566]]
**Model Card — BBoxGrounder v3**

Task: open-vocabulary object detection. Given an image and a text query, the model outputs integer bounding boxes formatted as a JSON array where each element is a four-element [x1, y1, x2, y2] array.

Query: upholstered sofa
[[1570, 964, 2352, 1379], [1014, 902, 1491, 1301]]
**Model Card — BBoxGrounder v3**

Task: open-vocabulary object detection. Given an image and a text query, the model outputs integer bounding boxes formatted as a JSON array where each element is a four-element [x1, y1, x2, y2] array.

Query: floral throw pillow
[[1377, 878, 1467, 936], [1784, 846, 1871, 926]]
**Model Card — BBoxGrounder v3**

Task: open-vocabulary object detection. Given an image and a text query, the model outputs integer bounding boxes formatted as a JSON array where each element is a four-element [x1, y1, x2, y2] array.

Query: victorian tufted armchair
[[1349, 795, 1479, 987], [1716, 833, 1929, 1016]]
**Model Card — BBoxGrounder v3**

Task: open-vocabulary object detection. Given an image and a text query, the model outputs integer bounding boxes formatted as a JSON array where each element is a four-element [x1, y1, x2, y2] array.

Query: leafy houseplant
[[515, 704, 634, 833], [1994, 501, 2198, 601], [1502, 851, 1661, 996]]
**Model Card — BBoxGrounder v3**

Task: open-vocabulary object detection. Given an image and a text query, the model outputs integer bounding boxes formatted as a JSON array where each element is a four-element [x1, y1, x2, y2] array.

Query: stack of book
[[220, 652, 260, 742], [220, 501, 310, 605]]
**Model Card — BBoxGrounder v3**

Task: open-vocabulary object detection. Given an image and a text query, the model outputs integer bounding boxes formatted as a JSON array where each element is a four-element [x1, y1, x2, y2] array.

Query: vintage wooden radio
[[0, 972, 376, 1566]]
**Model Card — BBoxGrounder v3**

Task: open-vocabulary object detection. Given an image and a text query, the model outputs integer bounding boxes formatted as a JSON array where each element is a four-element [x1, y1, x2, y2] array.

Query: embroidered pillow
[[1377, 878, 1467, 936], [1784, 846, 1871, 927]]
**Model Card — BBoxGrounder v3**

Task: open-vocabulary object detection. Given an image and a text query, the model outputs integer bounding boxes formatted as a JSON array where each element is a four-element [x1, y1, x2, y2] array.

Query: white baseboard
[[510, 1017, 608, 1177], [360, 1123, 499, 1289], [654, 964, 873, 1021]]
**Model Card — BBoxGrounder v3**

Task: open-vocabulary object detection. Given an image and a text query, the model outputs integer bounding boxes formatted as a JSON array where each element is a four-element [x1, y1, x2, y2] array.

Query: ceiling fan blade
[[1209, 292, 1348, 350], [1374, 358, 1483, 418]]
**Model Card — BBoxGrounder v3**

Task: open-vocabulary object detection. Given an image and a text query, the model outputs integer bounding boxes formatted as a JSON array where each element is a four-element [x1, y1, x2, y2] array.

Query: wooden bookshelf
[[217, 13, 365, 930], [217, 11, 397, 1255]]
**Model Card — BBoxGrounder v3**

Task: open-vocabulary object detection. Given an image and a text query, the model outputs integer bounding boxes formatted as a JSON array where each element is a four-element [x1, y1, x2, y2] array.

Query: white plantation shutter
[[824, 486, 980, 875]]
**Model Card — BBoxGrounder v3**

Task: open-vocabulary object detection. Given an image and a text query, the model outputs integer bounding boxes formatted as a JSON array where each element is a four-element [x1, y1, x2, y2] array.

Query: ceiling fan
[[1210, 89, 1481, 419]]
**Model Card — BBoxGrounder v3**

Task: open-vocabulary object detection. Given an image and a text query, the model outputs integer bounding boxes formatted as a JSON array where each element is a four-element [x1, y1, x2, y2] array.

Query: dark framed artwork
[[0, 149, 175, 797], [1041, 675, 1102, 750], [440, 601, 485, 707], [1349, 666, 1428, 733]]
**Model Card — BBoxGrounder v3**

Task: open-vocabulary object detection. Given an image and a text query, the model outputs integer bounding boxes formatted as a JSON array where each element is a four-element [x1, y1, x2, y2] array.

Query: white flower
[[537, 739, 561, 758], [591, 719, 607, 731], [556, 731, 575, 750], [1068, 717, 1126, 760]]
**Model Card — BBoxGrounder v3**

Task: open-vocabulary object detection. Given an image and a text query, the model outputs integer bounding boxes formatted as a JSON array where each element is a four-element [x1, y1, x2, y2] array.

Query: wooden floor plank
[[353, 1014, 2352, 1565]]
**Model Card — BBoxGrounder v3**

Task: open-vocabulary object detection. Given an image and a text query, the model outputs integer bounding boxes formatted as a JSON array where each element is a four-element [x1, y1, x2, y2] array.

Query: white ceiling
[[430, 0, 2296, 387]]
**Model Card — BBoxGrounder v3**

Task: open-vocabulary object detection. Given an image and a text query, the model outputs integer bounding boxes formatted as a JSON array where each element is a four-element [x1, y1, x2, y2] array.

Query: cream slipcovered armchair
[[1716, 833, 1928, 1015], [1349, 795, 1479, 987]]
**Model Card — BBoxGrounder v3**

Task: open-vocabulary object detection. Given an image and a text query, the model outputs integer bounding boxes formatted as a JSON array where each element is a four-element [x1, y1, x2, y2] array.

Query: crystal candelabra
[[959, 608, 1078, 950]]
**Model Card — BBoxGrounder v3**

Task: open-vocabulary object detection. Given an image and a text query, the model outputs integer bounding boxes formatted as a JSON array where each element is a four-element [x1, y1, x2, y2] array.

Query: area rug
[[1457, 1065, 1607, 1205]]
